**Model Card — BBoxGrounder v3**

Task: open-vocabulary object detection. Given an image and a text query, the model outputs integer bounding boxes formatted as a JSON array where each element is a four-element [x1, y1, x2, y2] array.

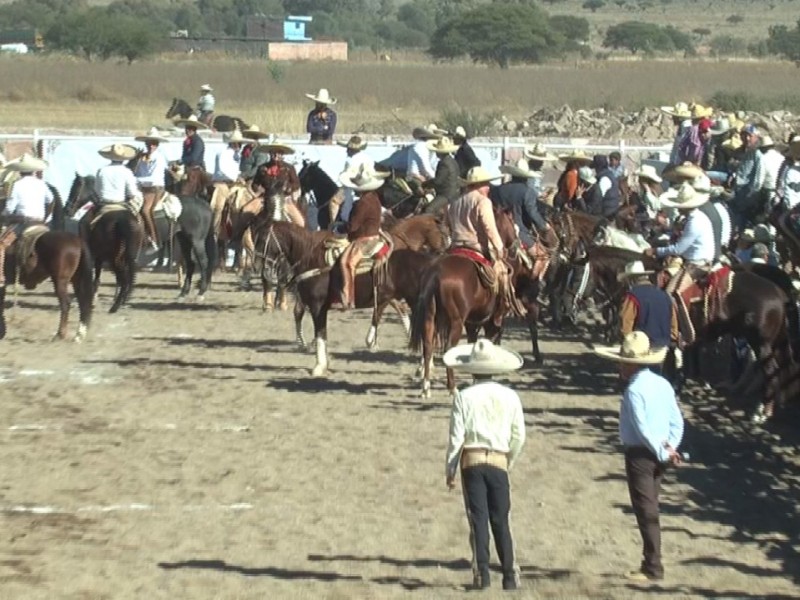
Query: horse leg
[[366, 300, 388, 350], [0, 285, 6, 340], [526, 301, 543, 364], [421, 299, 436, 399], [752, 343, 780, 424], [294, 299, 308, 350], [445, 317, 463, 395], [176, 234, 193, 298], [262, 278, 275, 312], [93, 262, 102, 306], [311, 302, 330, 377], [392, 299, 411, 336], [465, 323, 480, 343], [192, 237, 210, 299]]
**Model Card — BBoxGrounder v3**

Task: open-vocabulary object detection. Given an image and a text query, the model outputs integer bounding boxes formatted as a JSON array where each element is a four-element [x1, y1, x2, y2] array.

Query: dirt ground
[[0, 270, 798, 600]]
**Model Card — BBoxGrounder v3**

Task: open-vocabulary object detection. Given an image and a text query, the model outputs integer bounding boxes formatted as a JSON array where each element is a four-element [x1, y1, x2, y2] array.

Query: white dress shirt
[[445, 381, 526, 479], [407, 140, 437, 180], [781, 162, 800, 209], [760, 148, 785, 191], [95, 164, 141, 204], [598, 175, 612, 197], [134, 149, 168, 188], [213, 146, 241, 183], [198, 93, 215, 112], [340, 150, 374, 221], [656, 207, 715, 264], [4, 175, 53, 220], [713, 201, 732, 249]]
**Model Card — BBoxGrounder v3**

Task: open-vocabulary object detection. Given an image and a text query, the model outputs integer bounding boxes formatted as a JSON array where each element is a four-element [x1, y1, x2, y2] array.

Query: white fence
[[0, 131, 672, 201]]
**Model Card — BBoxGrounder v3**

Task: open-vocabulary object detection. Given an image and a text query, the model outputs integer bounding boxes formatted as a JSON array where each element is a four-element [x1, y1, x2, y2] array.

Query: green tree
[[582, 0, 605, 12], [550, 15, 590, 41], [429, 3, 566, 68], [767, 20, 800, 61], [603, 21, 693, 54], [709, 34, 747, 57]]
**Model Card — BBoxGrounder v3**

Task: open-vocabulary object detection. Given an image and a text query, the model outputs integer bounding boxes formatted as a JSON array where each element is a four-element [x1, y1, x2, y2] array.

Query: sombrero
[[223, 129, 246, 144], [426, 136, 459, 155], [443, 338, 523, 375], [524, 143, 556, 161], [690, 103, 713, 120], [660, 102, 691, 118], [661, 162, 704, 184], [257, 141, 295, 155], [577, 166, 596, 186], [593, 331, 667, 365], [452, 125, 468, 139], [500, 158, 538, 179], [339, 163, 390, 192], [174, 115, 209, 130], [98, 143, 138, 162], [412, 123, 447, 140], [305, 88, 337, 105], [459, 166, 501, 186], [337, 135, 367, 151], [708, 117, 731, 136], [5, 153, 48, 172], [134, 127, 169, 144], [659, 181, 709, 210], [616, 260, 654, 282], [557, 149, 592, 165], [634, 164, 662, 183], [200, 84, 213, 92], [242, 125, 269, 140]]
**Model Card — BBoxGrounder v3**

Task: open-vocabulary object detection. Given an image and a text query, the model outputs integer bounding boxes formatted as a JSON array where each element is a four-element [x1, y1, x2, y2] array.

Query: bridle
[[254, 225, 295, 286]]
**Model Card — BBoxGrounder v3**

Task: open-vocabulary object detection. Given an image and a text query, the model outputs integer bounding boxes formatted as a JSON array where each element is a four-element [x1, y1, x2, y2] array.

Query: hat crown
[[464, 166, 493, 184], [578, 166, 595, 182], [454, 126, 467, 138], [624, 260, 647, 276], [620, 331, 653, 359]]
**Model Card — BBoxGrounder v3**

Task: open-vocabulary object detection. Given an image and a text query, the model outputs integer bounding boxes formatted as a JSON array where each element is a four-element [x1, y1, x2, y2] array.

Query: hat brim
[[257, 144, 295, 155], [427, 140, 459, 154], [339, 170, 390, 191], [443, 346, 524, 374], [660, 106, 691, 118], [337, 141, 368, 151], [412, 128, 441, 141], [558, 154, 592, 164], [661, 165, 705, 184], [6, 157, 48, 172], [635, 170, 662, 183], [593, 345, 667, 365], [243, 130, 270, 140], [174, 119, 210, 130], [524, 151, 557, 161], [306, 93, 337, 105], [459, 174, 502, 186], [500, 165, 537, 179], [579, 176, 597, 186], [660, 192, 709, 209], [98, 144, 138, 162], [135, 135, 169, 144]]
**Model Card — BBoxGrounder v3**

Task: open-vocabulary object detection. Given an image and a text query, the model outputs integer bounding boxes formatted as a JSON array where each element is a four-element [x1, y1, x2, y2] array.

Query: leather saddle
[[674, 265, 733, 345], [447, 247, 496, 291]]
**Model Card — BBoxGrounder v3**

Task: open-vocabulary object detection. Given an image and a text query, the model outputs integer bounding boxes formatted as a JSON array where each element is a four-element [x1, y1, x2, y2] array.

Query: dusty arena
[[0, 270, 797, 599]]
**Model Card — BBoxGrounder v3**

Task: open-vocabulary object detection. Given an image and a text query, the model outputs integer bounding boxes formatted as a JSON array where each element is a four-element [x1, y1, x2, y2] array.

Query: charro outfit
[[447, 189, 504, 260], [255, 160, 304, 227], [406, 139, 437, 182], [340, 189, 383, 308], [655, 208, 715, 294], [306, 107, 337, 144], [95, 163, 141, 207], [209, 145, 242, 237], [337, 150, 374, 223], [197, 92, 215, 125], [424, 153, 460, 215], [180, 133, 205, 170], [0, 174, 53, 284], [620, 283, 678, 352]]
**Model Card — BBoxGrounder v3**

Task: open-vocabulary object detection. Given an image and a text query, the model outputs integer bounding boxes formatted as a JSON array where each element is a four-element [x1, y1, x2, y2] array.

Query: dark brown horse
[[165, 98, 248, 133], [65, 175, 144, 313], [0, 229, 94, 342], [382, 213, 449, 253], [408, 207, 519, 397]]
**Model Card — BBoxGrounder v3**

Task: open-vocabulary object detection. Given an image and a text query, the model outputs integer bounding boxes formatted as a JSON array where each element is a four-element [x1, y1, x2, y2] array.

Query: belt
[[460, 448, 508, 471]]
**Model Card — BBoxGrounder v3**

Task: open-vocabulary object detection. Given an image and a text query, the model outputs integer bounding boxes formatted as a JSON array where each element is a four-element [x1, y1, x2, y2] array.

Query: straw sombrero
[[242, 125, 269, 140], [257, 141, 295, 155], [339, 163, 390, 192], [500, 158, 538, 179], [524, 143, 556, 161], [690, 103, 713, 120], [426, 136, 459, 155], [305, 88, 337, 105], [443, 338, 523, 375], [223, 129, 246, 144], [635, 164, 662, 183], [459, 166, 501, 186], [338, 135, 367, 151], [174, 115, 210, 130], [200, 84, 213, 92], [98, 144, 138, 162], [660, 102, 691, 118], [134, 127, 169, 144], [593, 331, 667, 365], [616, 260, 655, 282], [557, 149, 592, 165], [412, 123, 447, 140], [5, 153, 48, 172], [659, 181, 709, 210], [577, 166, 596, 186], [661, 162, 704, 184]]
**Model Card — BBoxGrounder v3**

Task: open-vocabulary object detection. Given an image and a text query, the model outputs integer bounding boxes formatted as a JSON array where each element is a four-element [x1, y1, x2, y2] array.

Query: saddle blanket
[[154, 193, 183, 222], [599, 225, 651, 252], [323, 236, 390, 268], [448, 246, 492, 267], [90, 203, 133, 227], [18, 225, 49, 261]]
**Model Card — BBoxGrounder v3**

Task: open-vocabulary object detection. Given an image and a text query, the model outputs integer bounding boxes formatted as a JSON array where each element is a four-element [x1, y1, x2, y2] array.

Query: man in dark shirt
[[175, 115, 207, 169], [452, 125, 481, 178], [423, 136, 461, 215], [619, 261, 678, 352], [305, 88, 338, 144]]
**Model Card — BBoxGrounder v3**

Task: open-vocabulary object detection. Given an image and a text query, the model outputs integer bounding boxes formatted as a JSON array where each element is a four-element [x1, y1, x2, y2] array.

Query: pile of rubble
[[491, 105, 800, 143]]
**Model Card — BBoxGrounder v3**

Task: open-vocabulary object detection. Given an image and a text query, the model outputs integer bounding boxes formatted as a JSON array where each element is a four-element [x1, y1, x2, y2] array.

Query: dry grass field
[[0, 54, 798, 137]]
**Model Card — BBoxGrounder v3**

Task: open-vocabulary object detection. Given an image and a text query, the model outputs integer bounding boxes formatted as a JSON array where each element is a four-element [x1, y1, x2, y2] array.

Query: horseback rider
[[305, 88, 337, 144], [422, 136, 461, 216], [209, 129, 244, 238], [239, 125, 270, 181], [197, 84, 215, 126], [174, 115, 208, 173], [592, 154, 622, 218], [133, 128, 170, 251], [555, 150, 592, 211], [407, 124, 444, 183], [93, 144, 143, 217], [338, 163, 389, 308], [0, 154, 52, 284], [452, 125, 481, 178], [330, 135, 373, 227], [254, 141, 305, 227], [492, 158, 557, 280], [574, 166, 604, 216]]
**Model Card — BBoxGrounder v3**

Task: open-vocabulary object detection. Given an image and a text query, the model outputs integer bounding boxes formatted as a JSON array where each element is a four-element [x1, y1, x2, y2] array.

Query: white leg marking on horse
[[311, 338, 328, 376], [365, 325, 377, 349], [295, 319, 307, 350], [74, 322, 88, 343], [401, 314, 411, 336]]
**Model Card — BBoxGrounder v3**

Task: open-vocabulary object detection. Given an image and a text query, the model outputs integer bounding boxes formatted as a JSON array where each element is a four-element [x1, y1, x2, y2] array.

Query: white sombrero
[[338, 135, 368, 151], [223, 129, 246, 144], [174, 114, 210, 130], [593, 331, 667, 364], [453, 125, 468, 139], [634, 164, 662, 183], [659, 181, 709, 210], [200, 84, 213, 92], [500, 157, 539, 179], [98, 143, 138, 162], [577, 166, 596, 185], [5, 153, 48, 172], [426, 136, 459, 155], [242, 125, 269, 140], [524, 143, 556, 161], [412, 123, 447, 140], [557, 149, 593, 164], [339, 163, 390, 192], [661, 162, 704, 184], [617, 260, 655, 282], [305, 88, 337, 105], [134, 127, 169, 144], [443, 338, 523, 375], [459, 166, 502, 186], [257, 141, 295, 155]]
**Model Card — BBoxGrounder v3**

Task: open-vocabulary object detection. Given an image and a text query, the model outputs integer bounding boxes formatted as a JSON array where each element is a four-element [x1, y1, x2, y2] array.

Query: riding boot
[[278, 290, 289, 311], [264, 290, 276, 311]]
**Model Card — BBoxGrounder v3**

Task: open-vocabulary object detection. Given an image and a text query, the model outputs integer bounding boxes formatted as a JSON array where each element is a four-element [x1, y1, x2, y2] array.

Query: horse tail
[[117, 215, 140, 295], [409, 266, 449, 353], [74, 238, 94, 328], [205, 220, 218, 280], [49, 185, 65, 231]]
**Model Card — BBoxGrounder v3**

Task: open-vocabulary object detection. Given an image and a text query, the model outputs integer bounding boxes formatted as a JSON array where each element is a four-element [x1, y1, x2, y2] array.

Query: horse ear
[[314, 160, 320, 166]]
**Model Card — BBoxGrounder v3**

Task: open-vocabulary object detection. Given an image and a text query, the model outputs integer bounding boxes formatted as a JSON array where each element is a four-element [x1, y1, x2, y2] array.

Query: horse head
[[165, 97, 192, 120], [65, 174, 97, 216], [493, 206, 518, 251]]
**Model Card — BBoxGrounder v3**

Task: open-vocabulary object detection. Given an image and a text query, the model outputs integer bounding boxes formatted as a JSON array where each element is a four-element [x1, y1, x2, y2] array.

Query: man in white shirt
[[444, 339, 526, 591], [95, 144, 142, 209], [197, 84, 215, 126], [758, 136, 786, 209], [406, 124, 443, 182], [333, 135, 373, 224], [134, 128, 170, 250], [210, 129, 244, 239]]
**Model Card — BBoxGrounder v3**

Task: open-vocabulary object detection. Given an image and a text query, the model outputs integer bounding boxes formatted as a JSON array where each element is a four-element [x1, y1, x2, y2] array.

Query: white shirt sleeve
[[125, 169, 142, 201], [507, 393, 526, 471], [445, 392, 466, 479], [216, 148, 240, 182], [599, 176, 612, 197], [4, 181, 22, 215]]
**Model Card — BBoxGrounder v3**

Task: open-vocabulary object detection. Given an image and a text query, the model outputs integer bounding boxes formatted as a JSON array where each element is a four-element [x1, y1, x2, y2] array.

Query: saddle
[[17, 224, 49, 280], [673, 265, 734, 345], [154, 193, 183, 222], [448, 247, 496, 291], [324, 232, 392, 274], [90, 203, 133, 228]]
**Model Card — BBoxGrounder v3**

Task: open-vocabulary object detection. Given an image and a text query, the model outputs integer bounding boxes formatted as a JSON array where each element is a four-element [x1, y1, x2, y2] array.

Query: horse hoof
[[414, 366, 423, 379], [196, 294, 205, 302], [311, 365, 327, 377]]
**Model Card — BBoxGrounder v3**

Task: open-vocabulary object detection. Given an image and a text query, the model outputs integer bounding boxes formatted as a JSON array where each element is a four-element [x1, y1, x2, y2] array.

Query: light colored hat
[[412, 123, 447, 140], [134, 127, 169, 144], [740, 228, 756, 242], [305, 88, 337, 105], [524, 143, 556, 161], [427, 136, 459, 155], [339, 163, 390, 192], [577, 166, 596, 185], [174, 114, 210, 130], [223, 129, 246, 144], [337, 135, 367, 151], [500, 157, 538, 179], [443, 338, 523, 375], [98, 143, 138, 162], [200, 84, 213, 92], [760, 135, 775, 149], [690, 173, 711, 193], [257, 141, 295, 155], [453, 125, 467, 139], [635, 164, 662, 183], [459, 166, 502, 186], [660, 102, 691, 118], [789, 134, 800, 159], [242, 125, 269, 140], [593, 331, 668, 364], [659, 181, 709, 210], [661, 162, 704, 184], [558, 149, 593, 164], [663, 255, 684, 276], [690, 103, 713, 120], [709, 117, 731, 136], [617, 260, 655, 282], [5, 153, 48, 172]]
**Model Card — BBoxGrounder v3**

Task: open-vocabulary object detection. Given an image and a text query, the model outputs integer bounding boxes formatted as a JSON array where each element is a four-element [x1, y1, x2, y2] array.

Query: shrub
[[437, 104, 502, 137]]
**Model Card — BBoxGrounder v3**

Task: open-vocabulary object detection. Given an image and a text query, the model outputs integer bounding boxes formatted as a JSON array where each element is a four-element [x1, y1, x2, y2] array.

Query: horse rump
[[408, 265, 450, 354]]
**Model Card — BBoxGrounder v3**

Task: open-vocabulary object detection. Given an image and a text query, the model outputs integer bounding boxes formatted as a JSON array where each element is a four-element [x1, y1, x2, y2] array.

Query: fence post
[[33, 129, 41, 159], [502, 136, 510, 164]]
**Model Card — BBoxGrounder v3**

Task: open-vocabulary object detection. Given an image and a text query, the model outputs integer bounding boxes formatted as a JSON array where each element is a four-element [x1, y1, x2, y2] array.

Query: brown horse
[[382, 213, 449, 253], [0, 229, 94, 342], [408, 207, 519, 397]]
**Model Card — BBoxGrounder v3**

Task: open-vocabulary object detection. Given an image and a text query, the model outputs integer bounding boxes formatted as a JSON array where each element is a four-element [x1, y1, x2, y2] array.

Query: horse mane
[[66, 174, 96, 215], [299, 161, 339, 202], [261, 220, 334, 271], [166, 97, 191, 119]]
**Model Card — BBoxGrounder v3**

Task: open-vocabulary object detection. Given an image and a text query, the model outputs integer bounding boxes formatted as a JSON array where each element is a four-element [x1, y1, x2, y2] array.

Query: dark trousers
[[461, 465, 516, 582], [625, 447, 665, 578]]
